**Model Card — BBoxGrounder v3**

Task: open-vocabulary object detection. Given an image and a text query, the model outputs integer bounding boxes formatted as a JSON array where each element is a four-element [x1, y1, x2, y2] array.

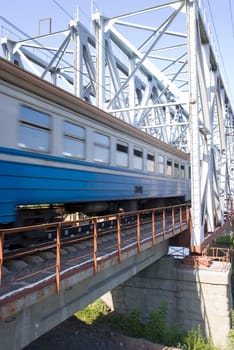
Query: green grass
[[214, 235, 234, 247], [75, 299, 109, 324], [75, 299, 219, 349]]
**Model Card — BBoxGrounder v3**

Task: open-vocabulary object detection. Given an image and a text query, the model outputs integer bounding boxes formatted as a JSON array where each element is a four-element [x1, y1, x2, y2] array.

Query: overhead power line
[[51, 0, 73, 20], [228, 0, 234, 38]]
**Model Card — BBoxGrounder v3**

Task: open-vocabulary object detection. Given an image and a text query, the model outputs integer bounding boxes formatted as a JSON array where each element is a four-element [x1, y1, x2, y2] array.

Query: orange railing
[[0, 204, 190, 293]]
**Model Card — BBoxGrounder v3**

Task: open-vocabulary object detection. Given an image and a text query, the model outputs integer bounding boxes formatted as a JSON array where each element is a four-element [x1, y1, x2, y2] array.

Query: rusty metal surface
[[1, 204, 232, 306], [189, 213, 234, 254], [0, 206, 188, 305]]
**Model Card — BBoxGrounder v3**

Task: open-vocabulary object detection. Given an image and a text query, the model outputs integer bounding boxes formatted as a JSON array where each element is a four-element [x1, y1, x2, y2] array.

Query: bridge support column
[[102, 256, 232, 348]]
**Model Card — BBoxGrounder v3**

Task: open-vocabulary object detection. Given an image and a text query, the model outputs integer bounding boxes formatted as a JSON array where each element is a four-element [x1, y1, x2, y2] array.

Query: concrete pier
[[0, 240, 169, 350], [102, 256, 232, 348]]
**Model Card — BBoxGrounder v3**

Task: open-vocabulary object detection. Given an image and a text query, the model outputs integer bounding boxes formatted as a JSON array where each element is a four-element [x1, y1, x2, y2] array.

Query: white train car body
[[0, 58, 190, 224]]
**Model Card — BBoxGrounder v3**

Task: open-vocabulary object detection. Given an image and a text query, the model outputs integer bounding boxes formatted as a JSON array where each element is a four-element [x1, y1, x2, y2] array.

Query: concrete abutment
[[102, 256, 232, 348]]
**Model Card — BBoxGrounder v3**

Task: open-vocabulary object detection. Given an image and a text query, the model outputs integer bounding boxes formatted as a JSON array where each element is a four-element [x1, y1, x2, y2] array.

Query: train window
[[166, 159, 173, 176], [158, 155, 164, 174], [147, 152, 155, 172], [63, 121, 85, 158], [93, 132, 110, 163], [133, 147, 143, 170], [180, 164, 185, 178], [18, 105, 50, 152], [116, 142, 129, 167], [174, 162, 179, 177]]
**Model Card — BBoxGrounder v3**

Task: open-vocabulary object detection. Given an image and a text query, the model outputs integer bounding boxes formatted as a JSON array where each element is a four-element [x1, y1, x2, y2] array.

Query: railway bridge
[[0, 0, 234, 349], [1, 0, 234, 252], [0, 206, 232, 349]]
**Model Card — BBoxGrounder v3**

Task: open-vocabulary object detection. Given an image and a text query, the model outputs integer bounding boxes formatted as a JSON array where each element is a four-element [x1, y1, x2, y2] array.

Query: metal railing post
[[163, 208, 166, 238], [0, 232, 4, 286], [137, 212, 141, 253], [117, 214, 121, 263], [93, 218, 98, 274], [180, 206, 182, 230], [56, 223, 61, 293], [172, 207, 175, 235], [186, 204, 190, 225], [152, 209, 155, 243]]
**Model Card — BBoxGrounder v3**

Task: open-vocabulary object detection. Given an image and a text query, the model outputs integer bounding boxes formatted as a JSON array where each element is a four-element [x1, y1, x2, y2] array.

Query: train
[[0, 57, 191, 227]]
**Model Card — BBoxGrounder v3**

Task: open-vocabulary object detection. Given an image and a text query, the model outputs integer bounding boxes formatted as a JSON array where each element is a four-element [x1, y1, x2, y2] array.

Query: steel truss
[[1, 0, 234, 251]]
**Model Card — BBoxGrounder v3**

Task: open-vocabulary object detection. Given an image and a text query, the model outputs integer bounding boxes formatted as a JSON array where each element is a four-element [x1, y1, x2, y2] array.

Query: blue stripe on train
[[0, 148, 187, 223]]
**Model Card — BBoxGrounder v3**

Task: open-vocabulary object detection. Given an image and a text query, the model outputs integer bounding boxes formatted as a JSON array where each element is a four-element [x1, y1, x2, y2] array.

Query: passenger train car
[[0, 58, 191, 226]]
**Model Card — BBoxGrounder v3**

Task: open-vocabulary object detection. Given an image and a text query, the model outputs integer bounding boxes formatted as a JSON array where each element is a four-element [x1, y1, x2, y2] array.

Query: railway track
[[0, 204, 190, 294]]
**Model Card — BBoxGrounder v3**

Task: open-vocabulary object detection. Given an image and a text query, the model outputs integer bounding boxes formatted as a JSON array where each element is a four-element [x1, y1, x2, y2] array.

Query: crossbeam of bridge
[[1, 0, 234, 250]]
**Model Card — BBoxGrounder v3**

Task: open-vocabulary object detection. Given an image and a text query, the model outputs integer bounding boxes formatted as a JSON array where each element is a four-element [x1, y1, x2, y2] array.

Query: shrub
[[76, 299, 220, 349], [184, 325, 218, 350]]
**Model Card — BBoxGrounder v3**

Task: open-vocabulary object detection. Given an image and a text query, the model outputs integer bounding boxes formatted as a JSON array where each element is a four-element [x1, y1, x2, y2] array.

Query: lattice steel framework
[[1, 0, 234, 251]]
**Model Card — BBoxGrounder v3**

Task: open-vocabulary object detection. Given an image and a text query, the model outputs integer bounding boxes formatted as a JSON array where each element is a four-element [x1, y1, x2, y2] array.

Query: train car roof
[[0, 57, 189, 160]]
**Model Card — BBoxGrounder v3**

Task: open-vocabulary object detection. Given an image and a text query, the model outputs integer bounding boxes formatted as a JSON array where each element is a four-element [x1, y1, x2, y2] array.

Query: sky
[[1, 0, 234, 104]]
